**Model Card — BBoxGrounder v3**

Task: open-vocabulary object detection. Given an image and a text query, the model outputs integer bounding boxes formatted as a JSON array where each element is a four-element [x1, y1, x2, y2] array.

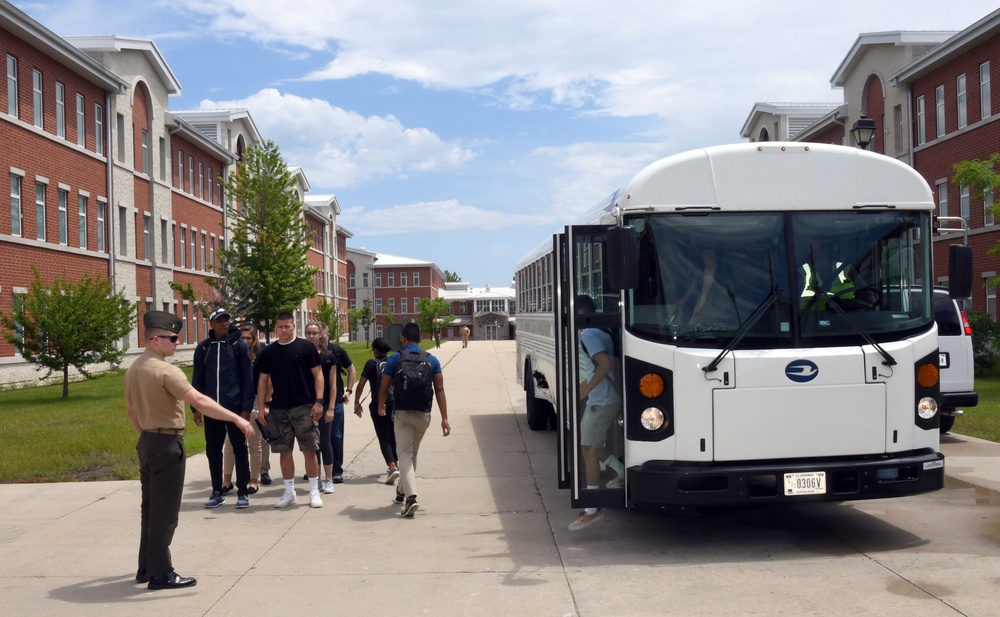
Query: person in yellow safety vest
[[801, 245, 861, 310]]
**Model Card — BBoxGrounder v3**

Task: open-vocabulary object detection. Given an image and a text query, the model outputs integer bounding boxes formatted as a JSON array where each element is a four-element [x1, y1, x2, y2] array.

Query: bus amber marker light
[[639, 373, 664, 398], [917, 363, 939, 388], [917, 397, 939, 421]]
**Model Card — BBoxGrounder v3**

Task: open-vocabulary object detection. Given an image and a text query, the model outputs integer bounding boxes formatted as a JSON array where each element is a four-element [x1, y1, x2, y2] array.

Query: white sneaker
[[568, 508, 604, 531], [385, 469, 400, 485], [309, 491, 323, 508], [322, 478, 335, 494], [274, 492, 297, 508]]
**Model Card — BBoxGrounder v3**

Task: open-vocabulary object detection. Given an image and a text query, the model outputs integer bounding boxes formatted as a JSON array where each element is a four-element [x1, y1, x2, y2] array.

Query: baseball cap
[[209, 307, 231, 321]]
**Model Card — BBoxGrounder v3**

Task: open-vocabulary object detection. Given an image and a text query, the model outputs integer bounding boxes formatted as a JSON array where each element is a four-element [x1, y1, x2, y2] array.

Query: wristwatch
[[315, 398, 325, 405]]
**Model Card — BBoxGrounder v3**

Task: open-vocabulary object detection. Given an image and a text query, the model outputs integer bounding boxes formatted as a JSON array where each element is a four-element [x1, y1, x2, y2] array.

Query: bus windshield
[[625, 210, 933, 349]]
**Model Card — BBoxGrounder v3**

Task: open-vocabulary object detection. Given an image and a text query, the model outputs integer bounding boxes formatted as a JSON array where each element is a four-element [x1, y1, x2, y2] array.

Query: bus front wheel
[[526, 379, 554, 431]]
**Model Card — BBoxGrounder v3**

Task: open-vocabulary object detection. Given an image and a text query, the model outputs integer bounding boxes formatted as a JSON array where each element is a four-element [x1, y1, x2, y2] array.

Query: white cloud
[[198, 89, 476, 187], [341, 199, 554, 236]]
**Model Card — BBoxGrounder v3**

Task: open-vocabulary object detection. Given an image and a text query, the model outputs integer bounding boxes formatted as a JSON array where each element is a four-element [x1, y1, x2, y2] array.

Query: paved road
[[0, 340, 998, 616]]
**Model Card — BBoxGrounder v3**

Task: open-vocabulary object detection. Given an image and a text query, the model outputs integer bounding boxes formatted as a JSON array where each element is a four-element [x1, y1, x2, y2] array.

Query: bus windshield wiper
[[822, 294, 897, 366], [703, 284, 779, 373]]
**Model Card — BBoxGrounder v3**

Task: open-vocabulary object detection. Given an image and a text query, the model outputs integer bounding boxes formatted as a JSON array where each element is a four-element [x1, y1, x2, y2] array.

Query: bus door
[[556, 225, 626, 509]]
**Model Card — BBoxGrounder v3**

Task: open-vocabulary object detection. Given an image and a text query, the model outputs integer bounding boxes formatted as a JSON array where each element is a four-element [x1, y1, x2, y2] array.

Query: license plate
[[784, 471, 826, 496]]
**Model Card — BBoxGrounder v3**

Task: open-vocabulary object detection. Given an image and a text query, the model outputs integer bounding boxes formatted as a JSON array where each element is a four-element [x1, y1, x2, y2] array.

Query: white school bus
[[515, 142, 972, 509]]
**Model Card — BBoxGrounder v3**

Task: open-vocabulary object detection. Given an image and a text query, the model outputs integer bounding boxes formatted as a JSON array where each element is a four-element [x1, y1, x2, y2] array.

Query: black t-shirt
[[360, 357, 384, 414], [328, 344, 353, 401], [256, 337, 321, 409]]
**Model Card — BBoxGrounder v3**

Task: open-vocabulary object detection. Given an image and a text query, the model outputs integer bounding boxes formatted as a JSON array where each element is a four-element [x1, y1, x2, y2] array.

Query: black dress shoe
[[260, 472, 272, 485], [147, 571, 197, 590], [135, 568, 149, 583], [219, 483, 234, 496]]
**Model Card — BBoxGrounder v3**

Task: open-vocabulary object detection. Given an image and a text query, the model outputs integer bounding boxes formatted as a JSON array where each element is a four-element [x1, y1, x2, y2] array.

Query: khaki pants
[[393, 409, 432, 499]]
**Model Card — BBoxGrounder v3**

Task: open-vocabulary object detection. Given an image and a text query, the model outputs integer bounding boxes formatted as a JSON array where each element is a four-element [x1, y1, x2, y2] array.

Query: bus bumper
[[627, 449, 944, 507]]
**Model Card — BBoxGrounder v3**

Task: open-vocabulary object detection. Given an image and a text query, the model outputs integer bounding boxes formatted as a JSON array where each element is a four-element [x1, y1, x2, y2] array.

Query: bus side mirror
[[607, 226, 639, 290], [948, 244, 972, 299]]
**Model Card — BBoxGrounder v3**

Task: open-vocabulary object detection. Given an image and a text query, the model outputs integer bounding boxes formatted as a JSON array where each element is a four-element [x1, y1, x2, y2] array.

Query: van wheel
[[939, 415, 956, 434], [526, 379, 552, 431]]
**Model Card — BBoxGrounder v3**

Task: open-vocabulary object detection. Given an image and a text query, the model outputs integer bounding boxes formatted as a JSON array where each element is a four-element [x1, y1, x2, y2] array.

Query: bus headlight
[[640, 407, 666, 431], [917, 397, 939, 420]]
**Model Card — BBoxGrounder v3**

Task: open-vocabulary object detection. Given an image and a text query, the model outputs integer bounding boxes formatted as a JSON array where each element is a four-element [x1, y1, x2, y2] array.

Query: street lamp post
[[850, 115, 877, 150]]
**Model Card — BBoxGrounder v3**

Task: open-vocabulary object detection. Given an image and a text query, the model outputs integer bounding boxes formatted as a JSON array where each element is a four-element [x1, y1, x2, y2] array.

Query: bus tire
[[526, 379, 551, 431], [939, 414, 956, 434]]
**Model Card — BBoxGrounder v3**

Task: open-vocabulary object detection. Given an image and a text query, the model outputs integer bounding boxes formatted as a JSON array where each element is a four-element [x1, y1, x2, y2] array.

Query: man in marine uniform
[[125, 311, 254, 590]]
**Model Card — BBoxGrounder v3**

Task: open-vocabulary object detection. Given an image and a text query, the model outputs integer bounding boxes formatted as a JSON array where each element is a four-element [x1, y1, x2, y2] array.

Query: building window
[[35, 182, 46, 240], [55, 82, 65, 138], [116, 113, 126, 162], [987, 284, 997, 320], [362, 272, 369, 287], [960, 184, 970, 224], [141, 130, 150, 174], [6, 55, 17, 117], [198, 162, 204, 199], [161, 219, 168, 263], [200, 231, 206, 270], [177, 151, 184, 191], [32, 69, 42, 128], [9, 174, 22, 236], [179, 227, 187, 268], [935, 85, 945, 138], [985, 188, 995, 227], [78, 194, 87, 248], [389, 298, 396, 313], [159, 138, 166, 181], [957, 74, 967, 129], [982, 62, 992, 120], [937, 181, 949, 218], [413, 272, 420, 286], [401, 298, 407, 314], [188, 156, 194, 193], [97, 200, 105, 252], [58, 189, 67, 245], [190, 229, 196, 270], [388, 272, 395, 287], [349, 272, 356, 287], [400, 272, 407, 287], [94, 104, 103, 155], [118, 205, 127, 256], [893, 105, 903, 153], [209, 235, 215, 271], [143, 215, 151, 260], [375, 298, 383, 313], [208, 167, 214, 204], [375, 272, 382, 287], [75, 93, 85, 147], [916, 95, 926, 145]]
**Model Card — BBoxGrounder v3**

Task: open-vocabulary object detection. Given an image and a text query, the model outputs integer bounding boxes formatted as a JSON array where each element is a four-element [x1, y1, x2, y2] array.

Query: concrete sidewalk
[[0, 339, 998, 616]]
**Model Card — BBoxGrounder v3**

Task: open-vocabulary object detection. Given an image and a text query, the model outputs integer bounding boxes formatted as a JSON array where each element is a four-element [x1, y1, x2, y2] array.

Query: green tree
[[416, 297, 455, 342], [348, 300, 375, 346], [0, 268, 136, 398], [383, 306, 396, 326], [217, 140, 317, 339], [954, 154, 1000, 286], [967, 311, 1000, 373], [443, 270, 462, 283], [316, 299, 343, 342]]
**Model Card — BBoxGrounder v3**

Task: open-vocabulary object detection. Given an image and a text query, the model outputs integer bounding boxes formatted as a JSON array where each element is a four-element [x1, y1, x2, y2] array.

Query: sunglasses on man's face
[[153, 334, 180, 343]]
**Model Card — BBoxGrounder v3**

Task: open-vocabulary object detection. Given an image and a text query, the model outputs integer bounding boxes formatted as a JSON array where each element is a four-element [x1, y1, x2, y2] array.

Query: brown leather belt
[[142, 428, 185, 435]]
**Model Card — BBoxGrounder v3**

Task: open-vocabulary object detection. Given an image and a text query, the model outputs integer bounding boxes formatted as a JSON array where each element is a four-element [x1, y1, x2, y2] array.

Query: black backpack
[[376, 357, 392, 404], [391, 350, 434, 410]]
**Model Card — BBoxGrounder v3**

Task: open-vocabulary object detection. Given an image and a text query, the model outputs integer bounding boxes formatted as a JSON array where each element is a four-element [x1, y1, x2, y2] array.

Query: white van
[[934, 288, 978, 433]]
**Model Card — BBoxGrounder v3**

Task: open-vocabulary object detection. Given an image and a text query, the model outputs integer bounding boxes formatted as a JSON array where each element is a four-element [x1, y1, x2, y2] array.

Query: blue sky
[[16, 0, 1000, 286]]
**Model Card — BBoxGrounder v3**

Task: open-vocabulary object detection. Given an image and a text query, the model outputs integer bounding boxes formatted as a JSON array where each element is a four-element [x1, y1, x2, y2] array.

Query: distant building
[[439, 281, 515, 341]]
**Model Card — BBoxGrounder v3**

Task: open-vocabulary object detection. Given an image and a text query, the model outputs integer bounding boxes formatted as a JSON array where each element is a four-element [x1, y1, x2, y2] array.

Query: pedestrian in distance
[[192, 308, 255, 510], [125, 311, 253, 590], [377, 322, 450, 518], [255, 311, 326, 509]]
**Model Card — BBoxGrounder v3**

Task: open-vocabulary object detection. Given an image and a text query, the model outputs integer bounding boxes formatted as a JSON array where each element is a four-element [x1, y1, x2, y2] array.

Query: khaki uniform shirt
[[125, 349, 192, 430]]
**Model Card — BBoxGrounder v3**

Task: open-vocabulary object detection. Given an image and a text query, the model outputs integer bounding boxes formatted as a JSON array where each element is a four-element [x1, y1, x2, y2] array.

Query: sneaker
[[606, 475, 624, 489], [309, 491, 324, 508], [322, 478, 335, 494], [260, 472, 272, 485], [274, 492, 297, 508], [302, 473, 308, 482], [394, 489, 405, 504], [400, 496, 419, 517], [332, 473, 344, 484], [568, 508, 604, 531], [235, 494, 250, 509], [385, 469, 400, 485], [204, 491, 226, 508]]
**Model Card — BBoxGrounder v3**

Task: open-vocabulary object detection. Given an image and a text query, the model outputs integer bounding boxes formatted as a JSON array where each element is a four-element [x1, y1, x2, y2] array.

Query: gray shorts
[[269, 405, 320, 453], [580, 402, 622, 448]]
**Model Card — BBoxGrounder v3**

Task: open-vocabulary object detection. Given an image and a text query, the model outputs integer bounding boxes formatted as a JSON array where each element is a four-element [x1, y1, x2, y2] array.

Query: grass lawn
[[0, 340, 396, 483]]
